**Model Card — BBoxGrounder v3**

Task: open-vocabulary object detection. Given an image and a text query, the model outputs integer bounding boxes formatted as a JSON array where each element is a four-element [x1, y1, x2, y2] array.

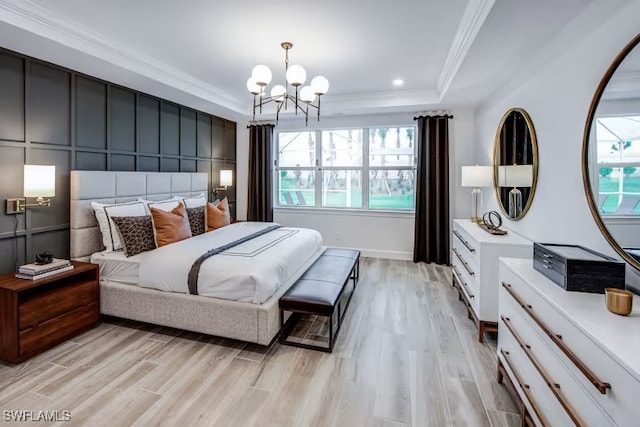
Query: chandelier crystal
[[247, 42, 329, 125]]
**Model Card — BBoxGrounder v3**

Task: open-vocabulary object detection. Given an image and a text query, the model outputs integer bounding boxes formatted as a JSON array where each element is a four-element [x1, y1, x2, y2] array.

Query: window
[[593, 116, 640, 215], [276, 126, 416, 211]]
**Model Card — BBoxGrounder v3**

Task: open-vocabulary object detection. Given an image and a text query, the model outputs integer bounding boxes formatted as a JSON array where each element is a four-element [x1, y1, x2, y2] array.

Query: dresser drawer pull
[[452, 267, 474, 299], [453, 230, 476, 253], [542, 253, 553, 259], [501, 316, 585, 426], [502, 282, 610, 395], [452, 248, 475, 276], [499, 349, 549, 427]]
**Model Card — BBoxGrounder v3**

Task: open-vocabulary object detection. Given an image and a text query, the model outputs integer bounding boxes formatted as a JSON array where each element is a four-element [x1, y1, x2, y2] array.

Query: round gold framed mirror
[[492, 108, 539, 220], [582, 33, 640, 271]]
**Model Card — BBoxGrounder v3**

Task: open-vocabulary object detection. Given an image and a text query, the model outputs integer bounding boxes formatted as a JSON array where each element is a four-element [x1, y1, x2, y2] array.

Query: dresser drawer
[[19, 280, 99, 330], [500, 264, 640, 426], [452, 223, 479, 266], [452, 237, 479, 279], [452, 255, 478, 297], [500, 293, 615, 427]]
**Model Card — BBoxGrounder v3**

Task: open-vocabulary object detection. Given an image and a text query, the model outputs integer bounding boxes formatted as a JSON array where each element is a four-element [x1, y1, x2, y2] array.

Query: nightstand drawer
[[19, 280, 99, 330], [19, 303, 99, 358]]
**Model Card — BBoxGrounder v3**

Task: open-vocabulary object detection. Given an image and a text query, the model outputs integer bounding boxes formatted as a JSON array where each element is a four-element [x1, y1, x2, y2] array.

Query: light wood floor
[[0, 258, 520, 427]]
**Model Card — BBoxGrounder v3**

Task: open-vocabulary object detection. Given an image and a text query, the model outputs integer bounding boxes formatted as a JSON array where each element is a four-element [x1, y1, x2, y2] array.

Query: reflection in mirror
[[492, 108, 538, 220], [584, 34, 640, 273]]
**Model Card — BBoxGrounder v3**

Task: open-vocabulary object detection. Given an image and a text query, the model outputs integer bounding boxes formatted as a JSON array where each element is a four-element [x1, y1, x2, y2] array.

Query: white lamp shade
[[498, 164, 533, 187], [461, 165, 492, 187], [24, 165, 55, 197], [251, 65, 272, 86], [220, 170, 233, 187], [246, 76, 261, 95], [286, 64, 306, 86], [299, 85, 316, 103], [271, 85, 286, 102], [311, 75, 329, 95]]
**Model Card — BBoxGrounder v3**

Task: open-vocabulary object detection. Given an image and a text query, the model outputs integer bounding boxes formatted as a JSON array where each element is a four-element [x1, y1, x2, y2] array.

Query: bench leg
[[329, 314, 334, 352]]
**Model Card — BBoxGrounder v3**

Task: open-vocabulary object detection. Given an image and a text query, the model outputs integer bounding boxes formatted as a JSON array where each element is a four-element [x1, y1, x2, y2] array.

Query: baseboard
[[325, 246, 412, 260]]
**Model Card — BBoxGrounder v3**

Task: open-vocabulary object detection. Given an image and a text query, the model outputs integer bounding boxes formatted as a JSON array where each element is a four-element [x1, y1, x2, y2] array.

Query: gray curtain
[[248, 124, 274, 222], [413, 115, 451, 264]]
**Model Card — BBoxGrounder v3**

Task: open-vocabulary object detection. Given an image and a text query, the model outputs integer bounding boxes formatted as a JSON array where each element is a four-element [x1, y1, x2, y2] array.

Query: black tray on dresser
[[533, 242, 625, 293]]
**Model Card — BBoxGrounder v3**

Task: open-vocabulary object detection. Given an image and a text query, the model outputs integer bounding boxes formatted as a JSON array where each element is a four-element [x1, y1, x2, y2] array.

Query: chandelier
[[246, 42, 329, 125]]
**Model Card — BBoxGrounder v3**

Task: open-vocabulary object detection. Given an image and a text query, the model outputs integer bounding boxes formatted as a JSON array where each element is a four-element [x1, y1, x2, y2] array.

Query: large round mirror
[[583, 34, 640, 271], [492, 108, 539, 220]]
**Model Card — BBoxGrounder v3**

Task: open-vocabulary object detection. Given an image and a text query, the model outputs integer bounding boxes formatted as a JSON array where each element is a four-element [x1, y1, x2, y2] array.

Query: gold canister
[[605, 288, 633, 316]]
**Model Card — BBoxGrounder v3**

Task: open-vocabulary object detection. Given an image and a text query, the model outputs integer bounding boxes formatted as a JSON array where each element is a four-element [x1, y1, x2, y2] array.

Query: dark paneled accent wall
[[0, 48, 237, 275]]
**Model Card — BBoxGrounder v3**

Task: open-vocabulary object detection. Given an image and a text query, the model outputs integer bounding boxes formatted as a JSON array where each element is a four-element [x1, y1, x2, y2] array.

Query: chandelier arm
[[252, 94, 256, 121], [276, 97, 286, 125], [317, 95, 321, 122]]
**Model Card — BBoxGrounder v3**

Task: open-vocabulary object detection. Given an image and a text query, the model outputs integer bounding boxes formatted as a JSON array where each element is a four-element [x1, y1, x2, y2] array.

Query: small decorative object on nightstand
[[0, 261, 99, 363]]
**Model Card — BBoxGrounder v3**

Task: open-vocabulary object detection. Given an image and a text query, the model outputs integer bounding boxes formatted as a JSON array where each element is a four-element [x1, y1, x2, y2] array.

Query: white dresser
[[451, 219, 532, 341], [498, 258, 640, 427]]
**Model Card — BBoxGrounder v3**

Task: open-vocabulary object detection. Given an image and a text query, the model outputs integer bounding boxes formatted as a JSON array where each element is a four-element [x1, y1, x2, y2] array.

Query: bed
[[70, 171, 323, 345]]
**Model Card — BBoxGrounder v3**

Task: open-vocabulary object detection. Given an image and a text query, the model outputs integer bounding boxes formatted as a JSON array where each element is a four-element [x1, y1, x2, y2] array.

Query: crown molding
[[0, 0, 245, 113], [436, 0, 495, 99]]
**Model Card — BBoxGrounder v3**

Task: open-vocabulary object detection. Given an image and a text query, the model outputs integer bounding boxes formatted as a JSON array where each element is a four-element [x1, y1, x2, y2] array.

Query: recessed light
[[392, 79, 404, 87]]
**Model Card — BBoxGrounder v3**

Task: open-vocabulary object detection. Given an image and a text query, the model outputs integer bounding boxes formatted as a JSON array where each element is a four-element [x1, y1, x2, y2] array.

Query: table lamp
[[461, 165, 493, 222], [498, 164, 533, 217]]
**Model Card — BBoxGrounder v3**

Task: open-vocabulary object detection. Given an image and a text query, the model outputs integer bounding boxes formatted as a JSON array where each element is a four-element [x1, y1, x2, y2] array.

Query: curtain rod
[[413, 113, 454, 120], [247, 120, 276, 128]]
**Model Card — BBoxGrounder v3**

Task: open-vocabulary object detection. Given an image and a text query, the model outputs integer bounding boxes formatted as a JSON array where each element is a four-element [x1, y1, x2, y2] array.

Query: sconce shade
[[24, 165, 55, 197], [220, 170, 233, 187], [498, 165, 533, 187], [461, 165, 492, 187]]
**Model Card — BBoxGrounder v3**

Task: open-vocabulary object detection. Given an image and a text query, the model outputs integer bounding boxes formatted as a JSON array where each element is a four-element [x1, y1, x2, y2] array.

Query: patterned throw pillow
[[111, 216, 157, 257], [186, 206, 206, 236]]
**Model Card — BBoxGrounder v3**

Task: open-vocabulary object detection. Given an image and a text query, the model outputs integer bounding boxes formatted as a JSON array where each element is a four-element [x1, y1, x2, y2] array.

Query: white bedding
[[95, 222, 323, 304], [91, 250, 143, 285]]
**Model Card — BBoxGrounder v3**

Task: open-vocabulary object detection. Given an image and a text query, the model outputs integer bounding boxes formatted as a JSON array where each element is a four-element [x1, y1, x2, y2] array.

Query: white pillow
[[145, 197, 182, 212], [183, 194, 207, 208], [91, 201, 147, 251]]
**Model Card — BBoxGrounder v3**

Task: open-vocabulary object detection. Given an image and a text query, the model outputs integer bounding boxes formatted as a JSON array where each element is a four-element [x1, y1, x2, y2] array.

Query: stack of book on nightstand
[[15, 259, 74, 280]]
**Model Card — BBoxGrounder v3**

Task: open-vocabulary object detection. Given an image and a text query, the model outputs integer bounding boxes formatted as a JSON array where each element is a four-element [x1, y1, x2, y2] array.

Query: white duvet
[[137, 222, 322, 303]]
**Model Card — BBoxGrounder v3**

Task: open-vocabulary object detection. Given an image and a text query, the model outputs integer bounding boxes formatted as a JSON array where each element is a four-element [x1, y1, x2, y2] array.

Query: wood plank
[[408, 350, 450, 427], [374, 332, 412, 424], [487, 409, 521, 427], [454, 319, 519, 414], [445, 378, 491, 427]]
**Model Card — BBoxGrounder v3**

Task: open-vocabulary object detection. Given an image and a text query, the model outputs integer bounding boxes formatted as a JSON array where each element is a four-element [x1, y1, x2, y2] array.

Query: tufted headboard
[[70, 171, 208, 261]]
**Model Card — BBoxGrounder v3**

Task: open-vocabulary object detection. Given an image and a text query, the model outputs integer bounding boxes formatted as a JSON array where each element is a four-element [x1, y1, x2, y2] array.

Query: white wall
[[473, 0, 640, 283], [265, 110, 475, 259]]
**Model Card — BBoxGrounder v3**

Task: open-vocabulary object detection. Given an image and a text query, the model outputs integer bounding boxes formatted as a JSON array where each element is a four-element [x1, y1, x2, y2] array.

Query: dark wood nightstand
[[0, 261, 100, 364]]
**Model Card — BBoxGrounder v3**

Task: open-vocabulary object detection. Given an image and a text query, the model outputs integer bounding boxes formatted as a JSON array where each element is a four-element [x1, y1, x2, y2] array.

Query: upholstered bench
[[279, 248, 360, 352]]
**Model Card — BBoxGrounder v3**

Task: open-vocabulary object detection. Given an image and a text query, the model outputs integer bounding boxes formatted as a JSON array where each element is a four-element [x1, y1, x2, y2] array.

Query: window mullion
[[363, 127, 370, 209], [316, 129, 322, 207]]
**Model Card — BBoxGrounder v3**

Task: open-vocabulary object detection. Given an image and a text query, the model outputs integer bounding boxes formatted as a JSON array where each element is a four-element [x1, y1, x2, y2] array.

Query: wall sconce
[[6, 165, 56, 214], [461, 165, 493, 222], [213, 169, 233, 196]]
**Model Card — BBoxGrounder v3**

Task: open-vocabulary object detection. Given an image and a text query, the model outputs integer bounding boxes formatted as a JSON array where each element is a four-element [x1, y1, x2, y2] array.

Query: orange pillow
[[206, 197, 231, 231], [150, 203, 193, 247]]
